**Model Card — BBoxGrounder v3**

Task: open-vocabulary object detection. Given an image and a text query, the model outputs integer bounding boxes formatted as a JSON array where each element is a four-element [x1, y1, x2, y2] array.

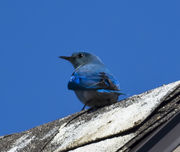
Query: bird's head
[[59, 52, 103, 69]]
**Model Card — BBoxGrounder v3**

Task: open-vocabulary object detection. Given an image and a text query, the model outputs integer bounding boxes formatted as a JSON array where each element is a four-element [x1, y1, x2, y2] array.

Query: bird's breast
[[75, 90, 96, 104]]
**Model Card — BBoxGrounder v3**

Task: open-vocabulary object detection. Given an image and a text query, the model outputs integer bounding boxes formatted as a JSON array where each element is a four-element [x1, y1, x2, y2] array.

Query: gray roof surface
[[0, 80, 179, 152]]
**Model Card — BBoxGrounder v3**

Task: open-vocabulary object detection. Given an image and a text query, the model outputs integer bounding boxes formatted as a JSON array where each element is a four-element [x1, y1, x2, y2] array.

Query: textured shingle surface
[[0, 80, 179, 152]]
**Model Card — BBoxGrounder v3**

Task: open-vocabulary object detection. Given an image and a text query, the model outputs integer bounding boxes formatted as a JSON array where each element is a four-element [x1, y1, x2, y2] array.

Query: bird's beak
[[59, 56, 73, 61]]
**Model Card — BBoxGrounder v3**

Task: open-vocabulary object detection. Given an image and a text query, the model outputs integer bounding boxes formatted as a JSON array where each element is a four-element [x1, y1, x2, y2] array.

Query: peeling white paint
[[8, 134, 35, 152], [52, 81, 180, 152]]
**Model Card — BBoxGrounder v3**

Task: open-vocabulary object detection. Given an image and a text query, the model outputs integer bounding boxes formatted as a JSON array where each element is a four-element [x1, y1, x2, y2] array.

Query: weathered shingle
[[0, 80, 179, 152]]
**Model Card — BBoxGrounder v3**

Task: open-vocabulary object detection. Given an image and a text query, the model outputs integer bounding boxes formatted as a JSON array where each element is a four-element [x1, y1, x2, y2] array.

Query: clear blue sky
[[0, 1, 179, 136]]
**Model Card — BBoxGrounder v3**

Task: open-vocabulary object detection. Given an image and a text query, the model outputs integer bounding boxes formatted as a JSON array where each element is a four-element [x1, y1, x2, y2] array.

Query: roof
[[0, 80, 179, 152]]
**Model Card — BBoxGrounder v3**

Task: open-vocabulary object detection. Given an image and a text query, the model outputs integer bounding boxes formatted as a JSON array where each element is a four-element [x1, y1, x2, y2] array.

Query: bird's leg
[[81, 99, 93, 111], [81, 104, 87, 111]]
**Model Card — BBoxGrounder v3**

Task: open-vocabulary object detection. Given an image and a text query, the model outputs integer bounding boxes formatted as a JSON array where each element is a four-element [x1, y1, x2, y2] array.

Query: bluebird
[[59, 52, 123, 110]]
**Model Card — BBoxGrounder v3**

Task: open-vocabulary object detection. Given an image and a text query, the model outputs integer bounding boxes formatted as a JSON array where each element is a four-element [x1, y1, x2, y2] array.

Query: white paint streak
[[70, 134, 135, 152], [41, 127, 58, 140], [52, 81, 180, 152], [8, 134, 35, 152]]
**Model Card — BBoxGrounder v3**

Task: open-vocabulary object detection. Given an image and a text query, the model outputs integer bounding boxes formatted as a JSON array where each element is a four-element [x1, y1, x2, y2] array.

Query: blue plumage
[[60, 52, 122, 110]]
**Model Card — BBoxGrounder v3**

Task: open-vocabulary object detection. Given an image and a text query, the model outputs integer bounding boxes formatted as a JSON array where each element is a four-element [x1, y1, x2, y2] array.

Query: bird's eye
[[78, 53, 84, 58]]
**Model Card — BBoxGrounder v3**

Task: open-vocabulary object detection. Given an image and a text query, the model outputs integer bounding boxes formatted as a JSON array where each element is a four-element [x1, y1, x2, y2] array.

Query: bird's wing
[[68, 71, 120, 91]]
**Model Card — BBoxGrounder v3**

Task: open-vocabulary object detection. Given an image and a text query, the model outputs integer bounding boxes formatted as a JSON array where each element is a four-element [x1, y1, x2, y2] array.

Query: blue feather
[[68, 70, 120, 91], [97, 89, 123, 95]]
